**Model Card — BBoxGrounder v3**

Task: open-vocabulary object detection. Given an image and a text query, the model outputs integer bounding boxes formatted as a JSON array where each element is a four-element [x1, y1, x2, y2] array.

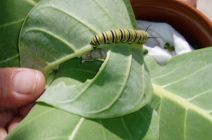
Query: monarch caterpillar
[[90, 29, 149, 47]]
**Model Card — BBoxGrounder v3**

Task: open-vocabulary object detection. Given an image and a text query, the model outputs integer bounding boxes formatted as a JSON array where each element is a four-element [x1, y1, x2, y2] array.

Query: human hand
[[0, 68, 45, 140]]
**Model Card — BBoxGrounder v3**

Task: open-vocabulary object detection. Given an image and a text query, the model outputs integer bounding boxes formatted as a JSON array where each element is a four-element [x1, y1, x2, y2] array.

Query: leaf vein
[[41, 5, 98, 34], [68, 118, 84, 140], [161, 64, 212, 88], [153, 84, 212, 120], [153, 67, 178, 80], [0, 54, 19, 64], [121, 117, 134, 140], [54, 51, 111, 105], [188, 88, 212, 101], [0, 19, 24, 28], [183, 109, 188, 140], [25, 27, 77, 51], [86, 53, 133, 114]]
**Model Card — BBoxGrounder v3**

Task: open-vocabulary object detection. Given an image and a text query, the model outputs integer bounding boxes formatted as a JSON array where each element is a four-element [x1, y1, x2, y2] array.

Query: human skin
[[0, 1, 198, 139], [0, 68, 45, 140]]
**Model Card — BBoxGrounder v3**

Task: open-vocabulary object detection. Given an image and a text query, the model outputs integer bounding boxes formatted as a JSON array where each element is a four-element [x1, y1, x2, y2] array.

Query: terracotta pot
[[178, 0, 197, 7], [131, 0, 212, 48]]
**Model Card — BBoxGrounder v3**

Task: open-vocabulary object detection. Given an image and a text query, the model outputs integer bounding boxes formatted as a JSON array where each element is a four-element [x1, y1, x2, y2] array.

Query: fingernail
[[13, 70, 40, 94]]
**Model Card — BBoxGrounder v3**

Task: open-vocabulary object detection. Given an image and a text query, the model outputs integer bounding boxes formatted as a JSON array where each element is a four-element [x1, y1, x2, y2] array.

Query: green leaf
[[146, 47, 212, 140], [38, 45, 152, 118], [0, 0, 39, 67], [20, 0, 152, 118], [122, 0, 137, 28], [7, 57, 158, 140], [19, 0, 136, 73], [11, 0, 157, 139], [6, 104, 159, 140]]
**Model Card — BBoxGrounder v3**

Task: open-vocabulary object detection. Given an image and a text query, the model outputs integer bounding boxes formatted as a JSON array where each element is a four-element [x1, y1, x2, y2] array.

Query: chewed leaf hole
[[53, 58, 103, 83]]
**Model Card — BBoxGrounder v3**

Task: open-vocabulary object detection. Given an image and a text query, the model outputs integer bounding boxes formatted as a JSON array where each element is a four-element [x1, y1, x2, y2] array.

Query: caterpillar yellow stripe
[[90, 29, 149, 47]]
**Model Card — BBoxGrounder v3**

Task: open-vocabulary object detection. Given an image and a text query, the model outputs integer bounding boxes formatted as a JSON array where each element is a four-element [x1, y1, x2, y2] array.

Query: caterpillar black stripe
[[90, 29, 149, 47]]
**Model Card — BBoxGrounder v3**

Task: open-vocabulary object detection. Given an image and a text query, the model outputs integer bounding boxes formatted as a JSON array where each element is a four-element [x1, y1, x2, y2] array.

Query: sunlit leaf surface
[[147, 47, 212, 140]]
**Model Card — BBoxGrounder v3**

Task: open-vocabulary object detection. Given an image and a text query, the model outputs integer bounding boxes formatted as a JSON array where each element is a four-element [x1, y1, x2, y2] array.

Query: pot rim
[[131, 0, 212, 48]]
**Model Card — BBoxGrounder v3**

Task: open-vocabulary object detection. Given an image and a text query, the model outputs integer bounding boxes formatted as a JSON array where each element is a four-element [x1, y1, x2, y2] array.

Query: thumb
[[0, 68, 45, 108]]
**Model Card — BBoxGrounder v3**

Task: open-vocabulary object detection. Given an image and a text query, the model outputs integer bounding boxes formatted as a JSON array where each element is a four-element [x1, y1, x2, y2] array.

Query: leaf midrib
[[44, 45, 93, 73], [68, 118, 84, 140], [153, 84, 212, 120]]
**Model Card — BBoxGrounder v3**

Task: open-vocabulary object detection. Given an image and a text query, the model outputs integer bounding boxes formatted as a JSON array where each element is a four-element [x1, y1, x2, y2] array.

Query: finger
[[0, 128, 7, 140], [19, 103, 34, 117], [0, 68, 45, 108], [8, 117, 22, 133], [0, 111, 13, 128]]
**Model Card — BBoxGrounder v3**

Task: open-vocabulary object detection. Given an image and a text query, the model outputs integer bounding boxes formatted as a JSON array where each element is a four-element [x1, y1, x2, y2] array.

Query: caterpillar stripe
[[90, 29, 149, 47]]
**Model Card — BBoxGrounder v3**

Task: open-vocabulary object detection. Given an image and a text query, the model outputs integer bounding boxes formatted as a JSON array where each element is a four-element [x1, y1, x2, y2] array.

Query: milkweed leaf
[[146, 47, 212, 140], [6, 104, 159, 140], [0, 0, 39, 67], [19, 0, 152, 118]]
